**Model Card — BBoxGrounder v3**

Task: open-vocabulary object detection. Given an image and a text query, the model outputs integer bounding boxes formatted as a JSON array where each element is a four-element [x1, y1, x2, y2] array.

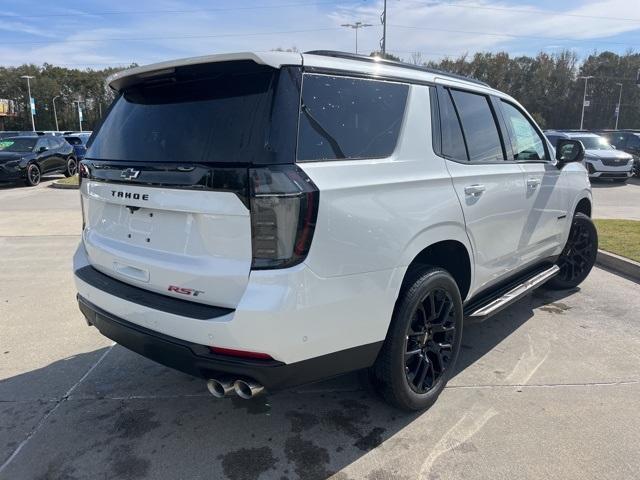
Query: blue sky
[[1, 0, 639, 68]]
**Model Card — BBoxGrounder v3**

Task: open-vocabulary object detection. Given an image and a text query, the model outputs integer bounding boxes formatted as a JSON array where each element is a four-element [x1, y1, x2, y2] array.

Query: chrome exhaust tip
[[206, 378, 235, 398], [233, 379, 264, 399]]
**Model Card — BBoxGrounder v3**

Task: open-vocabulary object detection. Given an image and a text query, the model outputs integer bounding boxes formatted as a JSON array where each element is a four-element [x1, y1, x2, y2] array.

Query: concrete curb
[[596, 249, 640, 282], [50, 181, 79, 190]]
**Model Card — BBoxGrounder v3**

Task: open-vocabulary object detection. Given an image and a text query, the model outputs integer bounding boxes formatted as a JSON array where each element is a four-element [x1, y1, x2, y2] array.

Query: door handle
[[464, 184, 486, 197], [527, 178, 541, 189]]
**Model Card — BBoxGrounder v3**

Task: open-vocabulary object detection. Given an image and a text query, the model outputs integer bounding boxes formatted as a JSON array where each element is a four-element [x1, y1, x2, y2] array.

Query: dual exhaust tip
[[207, 378, 264, 399]]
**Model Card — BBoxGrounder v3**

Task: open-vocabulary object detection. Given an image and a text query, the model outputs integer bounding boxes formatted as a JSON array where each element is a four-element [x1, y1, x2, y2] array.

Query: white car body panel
[[445, 160, 528, 294], [81, 180, 252, 309]]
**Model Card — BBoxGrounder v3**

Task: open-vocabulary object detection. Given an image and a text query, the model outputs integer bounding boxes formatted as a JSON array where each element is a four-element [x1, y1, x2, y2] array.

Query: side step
[[465, 265, 559, 321]]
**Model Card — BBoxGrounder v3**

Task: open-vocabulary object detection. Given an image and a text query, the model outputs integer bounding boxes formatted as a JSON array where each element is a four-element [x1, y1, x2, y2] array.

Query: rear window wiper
[[301, 103, 346, 159]]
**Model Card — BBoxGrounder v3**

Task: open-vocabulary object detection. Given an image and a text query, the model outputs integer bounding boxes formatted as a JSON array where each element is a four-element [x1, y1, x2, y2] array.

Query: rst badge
[[168, 285, 205, 297]]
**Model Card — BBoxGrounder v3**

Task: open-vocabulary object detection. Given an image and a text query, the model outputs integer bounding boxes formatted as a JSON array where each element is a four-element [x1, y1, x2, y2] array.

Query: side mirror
[[555, 139, 584, 166], [38, 146, 48, 153]]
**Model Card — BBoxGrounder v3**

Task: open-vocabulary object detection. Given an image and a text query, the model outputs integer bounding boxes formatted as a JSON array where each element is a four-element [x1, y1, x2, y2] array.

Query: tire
[[372, 267, 463, 411], [546, 212, 598, 290], [64, 157, 77, 177], [24, 163, 41, 187]]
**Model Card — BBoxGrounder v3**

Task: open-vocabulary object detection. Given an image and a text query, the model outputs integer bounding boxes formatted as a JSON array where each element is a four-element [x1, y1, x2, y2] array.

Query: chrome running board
[[466, 265, 559, 320]]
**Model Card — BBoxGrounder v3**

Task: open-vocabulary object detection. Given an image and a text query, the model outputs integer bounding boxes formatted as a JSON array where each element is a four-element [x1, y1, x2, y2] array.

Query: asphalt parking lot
[[1, 178, 639, 480], [592, 177, 640, 220]]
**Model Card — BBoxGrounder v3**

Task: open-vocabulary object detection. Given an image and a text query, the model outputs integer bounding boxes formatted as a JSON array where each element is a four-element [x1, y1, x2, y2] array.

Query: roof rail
[[304, 50, 490, 87]]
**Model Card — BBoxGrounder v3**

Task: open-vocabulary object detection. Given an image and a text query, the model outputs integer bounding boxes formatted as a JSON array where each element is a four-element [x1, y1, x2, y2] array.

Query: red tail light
[[249, 165, 319, 269], [78, 162, 89, 184]]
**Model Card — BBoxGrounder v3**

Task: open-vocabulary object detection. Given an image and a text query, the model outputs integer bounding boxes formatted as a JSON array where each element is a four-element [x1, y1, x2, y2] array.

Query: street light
[[615, 83, 623, 130], [578, 75, 593, 130], [73, 100, 83, 132], [380, 0, 387, 56], [20, 75, 35, 131], [341, 21, 373, 54], [52, 95, 60, 131]]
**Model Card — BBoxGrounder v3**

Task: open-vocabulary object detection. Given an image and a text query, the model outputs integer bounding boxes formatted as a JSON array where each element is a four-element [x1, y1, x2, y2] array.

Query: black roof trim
[[304, 50, 490, 87]]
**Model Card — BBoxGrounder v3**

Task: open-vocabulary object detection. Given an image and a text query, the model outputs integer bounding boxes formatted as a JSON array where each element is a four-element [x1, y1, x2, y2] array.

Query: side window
[[36, 138, 47, 151], [450, 89, 504, 162], [500, 101, 547, 161], [297, 74, 409, 161], [628, 135, 640, 148], [438, 88, 468, 161]]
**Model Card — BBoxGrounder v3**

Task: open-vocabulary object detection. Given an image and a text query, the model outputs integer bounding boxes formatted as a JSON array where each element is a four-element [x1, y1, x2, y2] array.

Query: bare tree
[[410, 52, 424, 66]]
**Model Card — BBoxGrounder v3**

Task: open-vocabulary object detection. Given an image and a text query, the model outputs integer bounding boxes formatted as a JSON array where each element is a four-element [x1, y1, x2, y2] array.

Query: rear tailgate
[[81, 172, 251, 309]]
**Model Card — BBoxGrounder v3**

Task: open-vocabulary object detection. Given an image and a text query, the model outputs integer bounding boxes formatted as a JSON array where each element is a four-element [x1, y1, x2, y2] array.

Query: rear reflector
[[208, 346, 273, 360], [249, 165, 319, 269]]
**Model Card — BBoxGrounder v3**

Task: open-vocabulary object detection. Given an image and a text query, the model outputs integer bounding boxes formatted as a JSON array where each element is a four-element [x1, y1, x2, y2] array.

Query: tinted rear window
[[450, 90, 504, 162], [438, 89, 468, 161], [86, 61, 298, 164], [297, 74, 408, 161]]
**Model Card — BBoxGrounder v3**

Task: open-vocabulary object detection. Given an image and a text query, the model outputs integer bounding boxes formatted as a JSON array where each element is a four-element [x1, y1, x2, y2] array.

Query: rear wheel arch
[[402, 240, 472, 301]]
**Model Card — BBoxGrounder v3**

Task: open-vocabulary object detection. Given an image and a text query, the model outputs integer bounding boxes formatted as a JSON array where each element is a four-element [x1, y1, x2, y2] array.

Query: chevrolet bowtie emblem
[[120, 168, 140, 180]]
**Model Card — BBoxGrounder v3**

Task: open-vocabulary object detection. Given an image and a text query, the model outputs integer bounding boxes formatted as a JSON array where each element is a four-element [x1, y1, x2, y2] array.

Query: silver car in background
[[545, 130, 633, 183]]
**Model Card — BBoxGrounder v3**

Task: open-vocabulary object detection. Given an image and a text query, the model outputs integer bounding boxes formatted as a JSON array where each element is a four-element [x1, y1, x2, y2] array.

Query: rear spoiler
[[107, 51, 303, 92]]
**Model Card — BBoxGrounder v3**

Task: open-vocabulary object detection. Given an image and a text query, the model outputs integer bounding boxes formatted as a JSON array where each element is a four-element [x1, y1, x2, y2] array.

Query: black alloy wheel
[[546, 212, 598, 290], [373, 267, 463, 411], [404, 288, 456, 394], [65, 158, 78, 177], [25, 164, 41, 186]]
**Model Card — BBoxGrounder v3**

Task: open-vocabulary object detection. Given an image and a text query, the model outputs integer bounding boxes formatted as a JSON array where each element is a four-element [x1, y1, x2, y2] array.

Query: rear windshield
[[65, 136, 83, 146], [87, 61, 299, 165]]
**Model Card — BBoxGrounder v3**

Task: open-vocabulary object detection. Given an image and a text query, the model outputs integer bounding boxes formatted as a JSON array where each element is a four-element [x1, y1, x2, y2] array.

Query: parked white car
[[545, 130, 634, 183], [73, 51, 597, 411]]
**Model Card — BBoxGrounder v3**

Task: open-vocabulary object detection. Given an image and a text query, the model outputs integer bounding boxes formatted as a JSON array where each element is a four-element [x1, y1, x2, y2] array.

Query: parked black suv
[[0, 135, 76, 186]]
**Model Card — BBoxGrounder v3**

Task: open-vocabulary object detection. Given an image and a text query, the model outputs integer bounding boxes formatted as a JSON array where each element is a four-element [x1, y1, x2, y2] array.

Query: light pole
[[73, 100, 83, 132], [341, 22, 372, 54], [20, 75, 35, 131], [579, 75, 593, 130], [380, 0, 387, 56], [52, 95, 60, 131], [615, 83, 623, 129]]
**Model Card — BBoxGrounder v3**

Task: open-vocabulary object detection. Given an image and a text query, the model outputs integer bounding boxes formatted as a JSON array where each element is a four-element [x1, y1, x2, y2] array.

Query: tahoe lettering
[[111, 190, 149, 201]]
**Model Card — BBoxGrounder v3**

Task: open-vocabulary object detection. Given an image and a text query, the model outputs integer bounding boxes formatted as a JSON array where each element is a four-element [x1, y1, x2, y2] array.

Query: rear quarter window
[[297, 74, 409, 161]]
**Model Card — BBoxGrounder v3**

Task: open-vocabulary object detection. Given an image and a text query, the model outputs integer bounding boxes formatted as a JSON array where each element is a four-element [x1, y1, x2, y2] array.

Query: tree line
[[0, 63, 134, 132], [1, 50, 639, 132], [395, 49, 640, 130]]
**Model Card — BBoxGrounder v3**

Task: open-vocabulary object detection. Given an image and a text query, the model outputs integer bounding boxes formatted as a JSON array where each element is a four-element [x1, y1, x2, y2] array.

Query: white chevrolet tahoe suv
[[74, 51, 597, 411]]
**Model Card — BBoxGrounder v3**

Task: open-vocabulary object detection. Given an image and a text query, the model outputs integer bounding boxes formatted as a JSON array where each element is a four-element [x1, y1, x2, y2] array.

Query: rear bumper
[[77, 294, 381, 389], [73, 240, 399, 387]]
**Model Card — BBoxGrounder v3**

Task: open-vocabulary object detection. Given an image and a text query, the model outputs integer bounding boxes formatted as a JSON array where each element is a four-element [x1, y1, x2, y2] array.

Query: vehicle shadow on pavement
[[0, 288, 577, 480]]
